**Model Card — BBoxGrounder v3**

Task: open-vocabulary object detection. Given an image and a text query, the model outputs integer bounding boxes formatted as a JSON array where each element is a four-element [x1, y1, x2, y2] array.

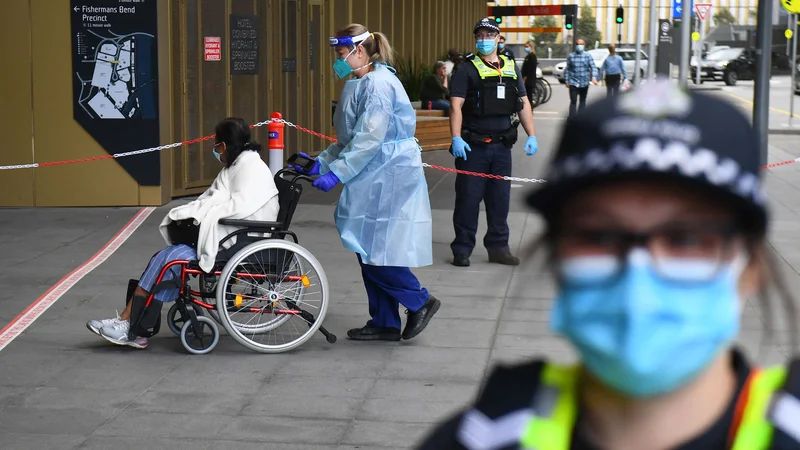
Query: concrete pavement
[[0, 87, 797, 449]]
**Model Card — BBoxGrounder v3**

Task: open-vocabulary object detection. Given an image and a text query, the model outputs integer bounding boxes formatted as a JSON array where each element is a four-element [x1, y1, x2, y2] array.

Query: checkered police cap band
[[474, 18, 500, 34]]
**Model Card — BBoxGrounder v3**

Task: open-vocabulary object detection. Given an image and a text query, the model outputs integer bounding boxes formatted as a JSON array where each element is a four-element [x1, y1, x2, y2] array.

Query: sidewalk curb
[[768, 128, 800, 135]]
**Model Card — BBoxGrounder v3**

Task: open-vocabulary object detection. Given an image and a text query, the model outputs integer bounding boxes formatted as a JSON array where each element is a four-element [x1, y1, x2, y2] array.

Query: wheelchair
[[133, 168, 334, 355]]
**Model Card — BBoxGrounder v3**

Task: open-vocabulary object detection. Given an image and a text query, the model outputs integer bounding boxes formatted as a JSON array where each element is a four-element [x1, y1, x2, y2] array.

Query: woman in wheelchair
[[86, 117, 280, 348]]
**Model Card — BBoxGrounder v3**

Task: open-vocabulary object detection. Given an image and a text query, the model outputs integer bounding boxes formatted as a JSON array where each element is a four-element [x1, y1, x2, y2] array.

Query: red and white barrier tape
[[0, 117, 796, 182]]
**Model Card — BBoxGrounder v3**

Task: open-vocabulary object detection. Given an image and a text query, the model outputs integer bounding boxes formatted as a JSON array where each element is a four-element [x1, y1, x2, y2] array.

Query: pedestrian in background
[[564, 38, 597, 117], [599, 43, 627, 97], [521, 40, 538, 111]]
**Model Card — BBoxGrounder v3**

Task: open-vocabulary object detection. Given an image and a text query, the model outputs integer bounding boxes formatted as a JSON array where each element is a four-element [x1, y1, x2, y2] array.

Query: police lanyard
[[482, 58, 505, 81], [482, 58, 507, 99]]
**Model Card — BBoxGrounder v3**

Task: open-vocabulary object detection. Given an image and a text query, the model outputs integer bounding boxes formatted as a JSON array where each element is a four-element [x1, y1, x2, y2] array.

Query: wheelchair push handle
[[276, 167, 316, 184]]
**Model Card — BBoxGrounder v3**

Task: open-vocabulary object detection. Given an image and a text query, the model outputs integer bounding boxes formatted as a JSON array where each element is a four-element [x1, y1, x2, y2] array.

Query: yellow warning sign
[[782, 0, 800, 14]]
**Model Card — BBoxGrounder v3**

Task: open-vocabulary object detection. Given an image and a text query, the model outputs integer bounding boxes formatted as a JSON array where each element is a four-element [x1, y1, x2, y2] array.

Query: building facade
[[1, 0, 485, 207], [490, 0, 777, 47]]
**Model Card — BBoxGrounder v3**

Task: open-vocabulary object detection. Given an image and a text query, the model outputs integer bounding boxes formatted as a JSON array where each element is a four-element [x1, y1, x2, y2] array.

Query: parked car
[[795, 60, 800, 95], [691, 47, 792, 85], [553, 48, 649, 84]]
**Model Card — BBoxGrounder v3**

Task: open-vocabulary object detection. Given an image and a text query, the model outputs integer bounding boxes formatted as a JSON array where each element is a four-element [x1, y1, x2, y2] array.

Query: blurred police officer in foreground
[[448, 18, 538, 267]]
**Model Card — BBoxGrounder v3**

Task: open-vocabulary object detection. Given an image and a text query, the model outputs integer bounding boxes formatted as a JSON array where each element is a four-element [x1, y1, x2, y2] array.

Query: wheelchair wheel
[[167, 302, 205, 336], [180, 316, 219, 355], [215, 239, 330, 354]]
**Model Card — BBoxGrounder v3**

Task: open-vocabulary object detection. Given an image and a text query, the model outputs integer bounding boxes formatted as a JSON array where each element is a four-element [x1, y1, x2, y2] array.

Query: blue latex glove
[[451, 137, 472, 160], [312, 171, 340, 192], [290, 152, 321, 175], [524, 136, 538, 156]]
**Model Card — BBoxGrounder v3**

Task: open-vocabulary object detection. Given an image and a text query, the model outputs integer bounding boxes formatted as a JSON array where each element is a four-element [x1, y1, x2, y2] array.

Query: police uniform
[[449, 19, 527, 265], [418, 80, 800, 450], [416, 350, 800, 449]]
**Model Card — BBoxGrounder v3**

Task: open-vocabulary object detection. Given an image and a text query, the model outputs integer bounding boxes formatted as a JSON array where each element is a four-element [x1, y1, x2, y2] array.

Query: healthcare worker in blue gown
[[292, 23, 441, 342]]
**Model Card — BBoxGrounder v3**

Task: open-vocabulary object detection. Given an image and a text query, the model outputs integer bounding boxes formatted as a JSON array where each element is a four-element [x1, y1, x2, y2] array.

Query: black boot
[[452, 254, 470, 267], [347, 325, 401, 341], [488, 251, 520, 266], [402, 296, 441, 340]]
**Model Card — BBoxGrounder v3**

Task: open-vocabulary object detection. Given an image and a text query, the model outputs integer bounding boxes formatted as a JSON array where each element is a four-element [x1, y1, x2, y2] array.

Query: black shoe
[[452, 254, 470, 267], [402, 296, 441, 340], [488, 252, 520, 266], [347, 326, 401, 341]]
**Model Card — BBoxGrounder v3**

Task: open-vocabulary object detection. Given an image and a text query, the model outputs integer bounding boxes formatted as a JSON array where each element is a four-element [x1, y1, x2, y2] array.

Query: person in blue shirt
[[598, 44, 627, 97], [563, 38, 598, 117]]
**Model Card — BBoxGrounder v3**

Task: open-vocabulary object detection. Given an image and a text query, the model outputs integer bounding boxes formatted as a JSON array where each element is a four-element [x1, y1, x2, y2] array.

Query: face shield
[[329, 31, 372, 79]]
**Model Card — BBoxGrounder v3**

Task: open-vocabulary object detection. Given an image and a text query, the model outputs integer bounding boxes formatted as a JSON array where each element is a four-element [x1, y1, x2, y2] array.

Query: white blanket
[[159, 151, 280, 272]]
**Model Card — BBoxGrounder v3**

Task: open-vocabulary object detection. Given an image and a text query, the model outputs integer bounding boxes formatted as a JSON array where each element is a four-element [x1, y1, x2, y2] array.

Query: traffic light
[[616, 6, 624, 24], [565, 15, 574, 30], [494, 16, 503, 24]]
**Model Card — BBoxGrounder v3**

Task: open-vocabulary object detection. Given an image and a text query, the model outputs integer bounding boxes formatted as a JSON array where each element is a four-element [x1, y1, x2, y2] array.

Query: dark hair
[[214, 117, 262, 168]]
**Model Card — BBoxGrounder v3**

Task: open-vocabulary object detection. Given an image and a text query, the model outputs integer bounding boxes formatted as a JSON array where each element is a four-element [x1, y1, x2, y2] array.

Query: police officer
[[448, 18, 538, 267], [498, 35, 516, 62]]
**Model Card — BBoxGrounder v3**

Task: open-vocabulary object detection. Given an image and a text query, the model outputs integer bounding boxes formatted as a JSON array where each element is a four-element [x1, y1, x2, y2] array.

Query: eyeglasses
[[475, 33, 498, 40], [553, 221, 740, 286]]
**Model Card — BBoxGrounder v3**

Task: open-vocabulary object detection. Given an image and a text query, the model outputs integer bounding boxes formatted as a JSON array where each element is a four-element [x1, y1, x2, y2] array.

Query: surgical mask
[[333, 46, 372, 79], [576, 44, 584, 52], [212, 144, 222, 162], [524, 47, 531, 53], [476, 40, 497, 55], [550, 248, 744, 397], [498, 43, 505, 50]]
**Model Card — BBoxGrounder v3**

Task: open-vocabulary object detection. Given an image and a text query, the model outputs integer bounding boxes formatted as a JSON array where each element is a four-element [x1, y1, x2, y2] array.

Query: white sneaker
[[99, 320, 147, 349], [86, 312, 124, 336]]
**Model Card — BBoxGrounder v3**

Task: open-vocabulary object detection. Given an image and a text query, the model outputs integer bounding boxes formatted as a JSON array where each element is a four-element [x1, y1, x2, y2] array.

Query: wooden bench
[[329, 113, 451, 152]]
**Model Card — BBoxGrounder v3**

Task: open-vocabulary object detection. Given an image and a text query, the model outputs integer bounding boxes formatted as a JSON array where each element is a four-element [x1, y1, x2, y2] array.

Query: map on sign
[[75, 30, 157, 119], [695, 3, 712, 21]]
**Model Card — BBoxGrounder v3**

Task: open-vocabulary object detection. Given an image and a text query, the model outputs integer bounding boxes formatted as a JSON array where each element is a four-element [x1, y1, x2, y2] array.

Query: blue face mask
[[476, 40, 497, 55], [212, 144, 222, 162], [524, 47, 531, 53], [576, 44, 584, 52], [551, 249, 743, 397], [498, 43, 505, 50], [333, 57, 354, 79]]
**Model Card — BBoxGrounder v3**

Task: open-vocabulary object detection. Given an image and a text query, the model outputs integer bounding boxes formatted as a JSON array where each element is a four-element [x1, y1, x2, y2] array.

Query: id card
[[497, 83, 506, 99]]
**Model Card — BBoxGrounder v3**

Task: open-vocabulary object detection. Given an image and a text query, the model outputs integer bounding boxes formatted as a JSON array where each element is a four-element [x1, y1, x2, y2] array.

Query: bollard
[[267, 112, 285, 175]]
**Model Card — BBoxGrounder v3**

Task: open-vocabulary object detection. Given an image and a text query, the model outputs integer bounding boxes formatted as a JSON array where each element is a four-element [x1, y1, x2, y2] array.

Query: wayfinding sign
[[70, 0, 161, 186]]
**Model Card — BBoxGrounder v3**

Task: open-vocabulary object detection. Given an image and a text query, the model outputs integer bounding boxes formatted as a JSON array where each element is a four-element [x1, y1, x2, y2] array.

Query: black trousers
[[605, 74, 622, 97], [451, 140, 512, 257], [568, 85, 589, 117]]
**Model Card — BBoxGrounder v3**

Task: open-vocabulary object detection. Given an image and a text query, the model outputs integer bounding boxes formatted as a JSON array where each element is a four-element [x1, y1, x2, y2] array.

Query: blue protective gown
[[318, 64, 433, 268]]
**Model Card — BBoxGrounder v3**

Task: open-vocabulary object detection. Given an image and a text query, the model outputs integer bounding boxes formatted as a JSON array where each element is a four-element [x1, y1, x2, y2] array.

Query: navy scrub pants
[[450, 140, 512, 257], [357, 254, 429, 330]]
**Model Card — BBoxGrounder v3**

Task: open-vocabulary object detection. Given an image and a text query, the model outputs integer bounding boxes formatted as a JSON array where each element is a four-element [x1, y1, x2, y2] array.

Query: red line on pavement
[[0, 207, 155, 352]]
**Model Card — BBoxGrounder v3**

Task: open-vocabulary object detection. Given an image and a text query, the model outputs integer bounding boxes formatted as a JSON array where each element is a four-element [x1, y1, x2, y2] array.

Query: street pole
[[678, 0, 691, 87], [647, 0, 658, 79], [753, 0, 773, 166], [791, 14, 797, 126], [694, 18, 701, 85], [634, 0, 644, 85]]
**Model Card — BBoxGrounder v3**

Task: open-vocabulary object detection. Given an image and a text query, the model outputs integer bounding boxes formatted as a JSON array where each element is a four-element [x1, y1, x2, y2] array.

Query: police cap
[[473, 18, 500, 35]]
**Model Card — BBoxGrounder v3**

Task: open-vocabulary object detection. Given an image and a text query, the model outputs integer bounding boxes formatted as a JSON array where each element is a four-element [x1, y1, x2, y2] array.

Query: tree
[[576, 1, 603, 47], [530, 15, 559, 45], [714, 6, 737, 25]]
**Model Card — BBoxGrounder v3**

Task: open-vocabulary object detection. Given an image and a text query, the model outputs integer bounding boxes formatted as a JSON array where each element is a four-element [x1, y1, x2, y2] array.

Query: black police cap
[[474, 18, 500, 34], [526, 79, 768, 232]]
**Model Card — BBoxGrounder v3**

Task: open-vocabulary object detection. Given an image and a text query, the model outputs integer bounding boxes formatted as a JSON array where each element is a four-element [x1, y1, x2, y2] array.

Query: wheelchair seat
[[187, 169, 310, 277]]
